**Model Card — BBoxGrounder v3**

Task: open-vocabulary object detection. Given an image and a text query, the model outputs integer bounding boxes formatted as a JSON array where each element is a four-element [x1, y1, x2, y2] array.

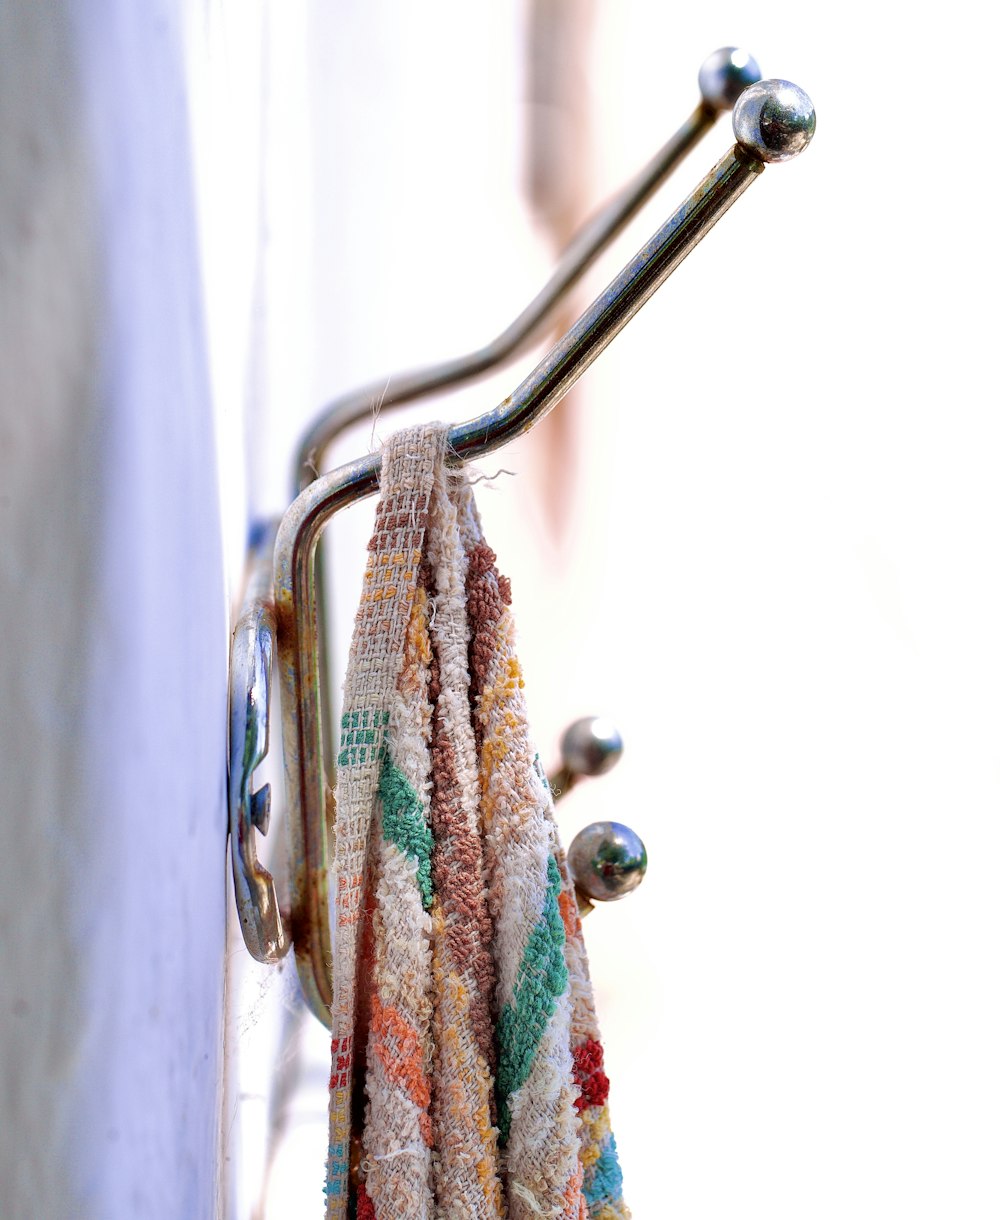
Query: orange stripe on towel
[[369, 992, 433, 1143]]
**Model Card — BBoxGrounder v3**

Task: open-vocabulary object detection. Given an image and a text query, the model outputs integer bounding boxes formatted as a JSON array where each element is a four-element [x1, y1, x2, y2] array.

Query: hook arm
[[277, 79, 816, 1024]]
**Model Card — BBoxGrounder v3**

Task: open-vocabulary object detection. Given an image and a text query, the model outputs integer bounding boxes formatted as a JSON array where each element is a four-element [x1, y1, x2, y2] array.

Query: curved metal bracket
[[275, 95, 817, 1022], [226, 48, 758, 975], [228, 526, 290, 964], [291, 48, 765, 492], [222, 61, 817, 1033]]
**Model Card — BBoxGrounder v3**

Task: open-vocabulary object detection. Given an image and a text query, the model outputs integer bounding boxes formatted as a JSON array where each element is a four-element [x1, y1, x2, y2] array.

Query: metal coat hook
[[227, 47, 773, 970], [293, 46, 762, 492], [297, 44, 766, 776], [273, 79, 817, 1025]]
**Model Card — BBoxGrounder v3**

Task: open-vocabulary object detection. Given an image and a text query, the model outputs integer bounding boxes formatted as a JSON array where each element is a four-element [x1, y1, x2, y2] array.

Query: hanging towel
[[326, 423, 628, 1220]]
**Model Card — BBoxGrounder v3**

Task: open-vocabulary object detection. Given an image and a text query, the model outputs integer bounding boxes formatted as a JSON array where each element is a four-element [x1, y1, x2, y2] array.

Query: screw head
[[249, 782, 272, 835], [733, 79, 816, 163], [698, 47, 762, 113], [568, 820, 648, 903], [560, 716, 624, 779]]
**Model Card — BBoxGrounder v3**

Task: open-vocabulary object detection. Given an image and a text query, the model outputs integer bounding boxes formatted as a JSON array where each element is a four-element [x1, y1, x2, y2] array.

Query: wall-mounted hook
[[225, 49, 771, 969], [293, 46, 763, 491], [275, 78, 817, 1025]]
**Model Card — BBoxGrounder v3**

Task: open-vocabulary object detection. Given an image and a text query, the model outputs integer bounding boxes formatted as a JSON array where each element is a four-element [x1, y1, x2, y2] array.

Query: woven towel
[[325, 423, 629, 1220]]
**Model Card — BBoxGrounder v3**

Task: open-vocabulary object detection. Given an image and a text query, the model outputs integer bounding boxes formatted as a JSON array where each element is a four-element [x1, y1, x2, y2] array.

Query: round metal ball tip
[[560, 716, 623, 778], [569, 821, 648, 903], [733, 79, 816, 163], [698, 47, 762, 113]]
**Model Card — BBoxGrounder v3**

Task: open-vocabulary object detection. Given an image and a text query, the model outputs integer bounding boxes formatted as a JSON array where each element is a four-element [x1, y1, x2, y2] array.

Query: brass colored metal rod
[[276, 119, 803, 1024], [292, 44, 766, 493]]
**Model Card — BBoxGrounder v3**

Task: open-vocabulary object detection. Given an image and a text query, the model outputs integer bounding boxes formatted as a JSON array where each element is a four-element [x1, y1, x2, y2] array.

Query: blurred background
[[3, 2, 998, 1217]]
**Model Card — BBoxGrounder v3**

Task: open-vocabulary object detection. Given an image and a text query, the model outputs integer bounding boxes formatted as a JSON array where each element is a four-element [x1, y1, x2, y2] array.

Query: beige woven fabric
[[325, 426, 446, 1217], [325, 424, 628, 1220]]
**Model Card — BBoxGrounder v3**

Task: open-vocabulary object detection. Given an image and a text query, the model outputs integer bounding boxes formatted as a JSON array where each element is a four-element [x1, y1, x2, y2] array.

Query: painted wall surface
[[3, 2, 999, 1218], [0, 4, 228, 1216], [255, 3, 1000, 1216]]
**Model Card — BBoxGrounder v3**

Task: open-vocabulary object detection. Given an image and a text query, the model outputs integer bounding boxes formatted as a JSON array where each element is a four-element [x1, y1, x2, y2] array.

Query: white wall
[[278, 3, 1000, 1216], [4, 2, 998, 1217], [0, 4, 227, 1216]]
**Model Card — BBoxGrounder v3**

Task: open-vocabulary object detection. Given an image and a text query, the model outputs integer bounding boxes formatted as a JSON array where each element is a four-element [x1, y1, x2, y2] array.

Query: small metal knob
[[550, 716, 623, 802], [250, 782, 272, 835], [568, 821, 648, 904], [734, 79, 816, 163], [698, 47, 763, 114], [562, 716, 623, 777]]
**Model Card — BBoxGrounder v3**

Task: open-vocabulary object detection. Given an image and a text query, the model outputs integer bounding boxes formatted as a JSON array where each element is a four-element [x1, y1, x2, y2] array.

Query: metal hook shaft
[[293, 47, 762, 492], [228, 521, 290, 963], [300, 47, 762, 793], [275, 80, 817, 1025], [227, 48, 765, 968]]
